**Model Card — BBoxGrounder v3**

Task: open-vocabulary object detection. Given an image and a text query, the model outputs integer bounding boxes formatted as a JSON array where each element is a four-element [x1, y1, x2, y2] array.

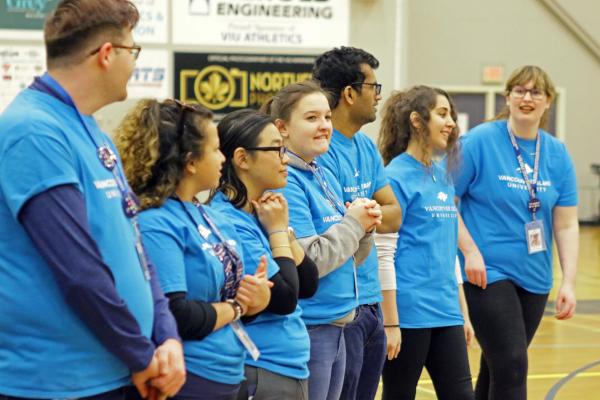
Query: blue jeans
[[306, 324, 346, 400], [340, 304, 387, 400]]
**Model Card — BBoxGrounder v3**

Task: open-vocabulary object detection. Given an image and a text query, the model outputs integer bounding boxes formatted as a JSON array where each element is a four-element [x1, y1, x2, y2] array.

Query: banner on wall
[[0, 0, 60, 39], [133, 0, 168, 44], [174, 52, 316, 115], [0, 45, 45, 113], [172, 0, 349, 48], [127, 49, 169, 99]]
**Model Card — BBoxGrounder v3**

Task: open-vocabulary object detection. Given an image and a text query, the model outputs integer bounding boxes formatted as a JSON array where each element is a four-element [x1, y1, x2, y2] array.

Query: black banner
[[174, 52, 316, 114]]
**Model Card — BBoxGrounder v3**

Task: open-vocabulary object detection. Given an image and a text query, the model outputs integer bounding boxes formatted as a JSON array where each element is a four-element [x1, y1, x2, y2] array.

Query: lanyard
[[29, 73, 150, 280], [507, 122, 542, 219], [288, 150, 346, 216], [175, 197, 243, 301]]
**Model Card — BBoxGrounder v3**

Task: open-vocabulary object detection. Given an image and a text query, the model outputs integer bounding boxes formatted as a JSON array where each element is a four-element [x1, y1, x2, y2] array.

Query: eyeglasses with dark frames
[[89, 43, 142, 60], [244, 146, 287, 159], [350, 82, 382, 96], [510, 87, 546, 100]]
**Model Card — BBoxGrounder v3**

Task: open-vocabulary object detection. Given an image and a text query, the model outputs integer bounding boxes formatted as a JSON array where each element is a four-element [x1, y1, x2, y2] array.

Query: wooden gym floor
[[375, 226, 600, 400]]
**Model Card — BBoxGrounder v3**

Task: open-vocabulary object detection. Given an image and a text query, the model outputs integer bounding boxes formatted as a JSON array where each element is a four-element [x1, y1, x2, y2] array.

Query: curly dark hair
[[212, 109, 275, 208], [115, 98, 213, 209], [378, 86, 460, 175], [312, 46, 379, 108]]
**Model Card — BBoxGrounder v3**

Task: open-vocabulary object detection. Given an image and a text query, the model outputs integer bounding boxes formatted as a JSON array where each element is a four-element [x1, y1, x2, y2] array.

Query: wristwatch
[[226, 299, 244, 321]]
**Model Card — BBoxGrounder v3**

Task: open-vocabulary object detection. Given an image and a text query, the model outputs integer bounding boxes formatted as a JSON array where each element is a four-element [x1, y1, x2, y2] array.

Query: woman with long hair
[[116, 99, 272, 400], [376, 85, 474, 400], [263, 80, 382, 400], [455, 65, 578, 399], [209, 108, 319, 400]]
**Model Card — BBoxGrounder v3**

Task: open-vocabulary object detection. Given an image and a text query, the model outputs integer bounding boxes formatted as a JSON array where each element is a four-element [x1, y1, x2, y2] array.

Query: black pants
[[1, 386, 129, 400], [464, 280, 548, 400], [381, 325, 474, 400]]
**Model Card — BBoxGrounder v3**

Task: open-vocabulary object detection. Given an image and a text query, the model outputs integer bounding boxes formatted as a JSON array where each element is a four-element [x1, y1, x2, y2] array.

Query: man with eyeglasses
[[313, 47, 402, 400], [0, 1, 184, 399]]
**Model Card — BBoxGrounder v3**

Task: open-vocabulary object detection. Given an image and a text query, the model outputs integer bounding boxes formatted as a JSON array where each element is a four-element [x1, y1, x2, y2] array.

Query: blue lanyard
[[175, 197, 243, 301], [288, 150, 346, 216], [507, 122, 541, 218], [29, 73, 151, 280]]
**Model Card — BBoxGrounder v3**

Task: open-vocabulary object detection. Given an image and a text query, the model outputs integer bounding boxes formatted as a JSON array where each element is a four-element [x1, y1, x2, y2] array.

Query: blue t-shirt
[[0, 87, 154, 397], [210, 192, 310, 379], [454, 120, 578, 293], [283, 164, 357, 325], [386, 153, 463, 328], [139, 199, 246, 385], [319, 130, 388, 305]]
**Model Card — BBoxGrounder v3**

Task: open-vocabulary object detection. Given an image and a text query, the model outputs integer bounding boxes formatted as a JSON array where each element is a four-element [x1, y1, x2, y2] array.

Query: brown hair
[[260, 80, 332, 121], [494, 65, 556, 130], [378, 85, 460, 174], [44, 0, 139, 68], [115, 99, 213, 209]]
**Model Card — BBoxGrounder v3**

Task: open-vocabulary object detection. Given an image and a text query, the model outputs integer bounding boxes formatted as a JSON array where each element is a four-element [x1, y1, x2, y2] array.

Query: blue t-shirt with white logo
[[139, 199, 246, 384], [319, 129, 388, 304], [211, 191, 310, 379], [0, 88, 154, 398], [455, 120, 578, 293], [283, 165, 357, 325], [386, 153, 463, 328]]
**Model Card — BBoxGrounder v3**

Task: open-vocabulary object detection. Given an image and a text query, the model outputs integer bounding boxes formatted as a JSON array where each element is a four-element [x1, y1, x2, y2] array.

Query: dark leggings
[[464, 280, 549, 400], [381, 325, 474, 400]]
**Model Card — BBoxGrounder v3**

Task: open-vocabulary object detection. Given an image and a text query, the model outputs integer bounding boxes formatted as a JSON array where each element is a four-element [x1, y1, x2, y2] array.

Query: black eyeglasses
[[89, 43, 142, 60], [245, 146, 287, 159], [511, 87, 545, 100], [351, 82, 382, 95]]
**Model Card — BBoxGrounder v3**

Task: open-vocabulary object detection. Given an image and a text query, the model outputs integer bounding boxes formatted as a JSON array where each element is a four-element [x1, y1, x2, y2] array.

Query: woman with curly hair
[[376, 86, 474, 400], [116, 99, 272, 400]]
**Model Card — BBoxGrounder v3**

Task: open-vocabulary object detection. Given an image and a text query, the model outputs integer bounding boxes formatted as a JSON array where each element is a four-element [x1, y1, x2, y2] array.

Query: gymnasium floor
[[376, 226, 600, 399]]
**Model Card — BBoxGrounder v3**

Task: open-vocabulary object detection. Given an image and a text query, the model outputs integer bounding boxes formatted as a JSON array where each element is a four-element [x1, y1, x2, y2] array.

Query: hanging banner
[[133, 0, 168, 44], [172, 0, 349, 48], [174, 52, 316, 114], [0, 45, 45, 113], [0, 0, 60, 39], [127, 49, 169, 99]]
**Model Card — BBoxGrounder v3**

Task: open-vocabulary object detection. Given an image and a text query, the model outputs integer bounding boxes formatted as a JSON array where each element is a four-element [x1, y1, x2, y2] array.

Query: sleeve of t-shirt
[[0, 130, 79, 218], [454, 136, 478, 198], [369, 139, 389, 192], [140, 225, 188, 294], [556, 143, 578, 207], [234, 223, 280, 278], [387, 173, 409, 215], [283, 177, 318, 238]]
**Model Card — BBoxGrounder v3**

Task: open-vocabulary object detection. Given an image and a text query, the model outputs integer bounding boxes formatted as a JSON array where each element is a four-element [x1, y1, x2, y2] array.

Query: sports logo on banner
[[172, 0, 349, 48], [175, 52, 316, 114]]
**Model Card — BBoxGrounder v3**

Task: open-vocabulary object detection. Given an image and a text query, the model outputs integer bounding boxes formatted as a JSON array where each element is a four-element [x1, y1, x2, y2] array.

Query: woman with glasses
[[376, 86, 474, 400], [116, 99, 272, 400], [209, 109, 319, 400], [262, 80, 382, 400], [455, 65, 579, 399]]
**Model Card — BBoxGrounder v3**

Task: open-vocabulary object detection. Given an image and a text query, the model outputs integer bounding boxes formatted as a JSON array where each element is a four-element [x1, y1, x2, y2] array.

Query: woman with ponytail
[[209, 109, 319, 400], [263, 80, 382, 400], [376, 86, 474, 400], [116, 99, 272, 400]]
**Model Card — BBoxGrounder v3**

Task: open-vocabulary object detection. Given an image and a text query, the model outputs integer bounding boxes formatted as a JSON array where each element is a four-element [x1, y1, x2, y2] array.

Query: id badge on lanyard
[[230, 320, 260, 361], [507, 123, 546, 255]]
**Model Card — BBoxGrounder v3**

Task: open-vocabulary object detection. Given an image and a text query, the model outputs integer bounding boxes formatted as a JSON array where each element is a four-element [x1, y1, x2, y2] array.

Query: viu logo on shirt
[[516, 163, 534, 176], [437, 192, 449, 202]]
